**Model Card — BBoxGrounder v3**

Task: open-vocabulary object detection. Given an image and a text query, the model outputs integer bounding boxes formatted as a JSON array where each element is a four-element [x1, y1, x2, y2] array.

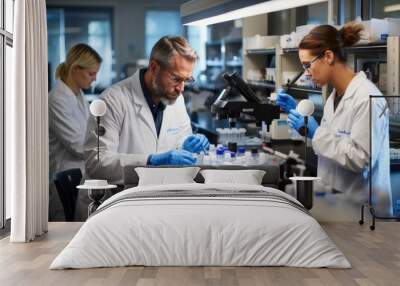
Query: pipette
[[284, 70, 304, 92]]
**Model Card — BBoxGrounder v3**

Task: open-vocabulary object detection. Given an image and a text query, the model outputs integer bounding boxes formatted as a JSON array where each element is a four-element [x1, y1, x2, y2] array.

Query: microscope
[[211, 72, 317, 210], [211, 72, 280, 128]]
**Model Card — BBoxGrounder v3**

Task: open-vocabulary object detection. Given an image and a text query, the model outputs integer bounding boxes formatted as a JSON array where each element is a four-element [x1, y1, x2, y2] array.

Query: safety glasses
[[302, 50, 326, 72], [158, 61, 195, 86], [167, 70, 195, 86]]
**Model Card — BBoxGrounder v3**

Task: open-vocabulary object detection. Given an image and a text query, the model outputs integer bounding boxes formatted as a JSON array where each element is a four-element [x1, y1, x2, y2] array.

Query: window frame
[[144, 9, 182, 58], [0, 0, 13, 231], [46, 5, 115, 92]]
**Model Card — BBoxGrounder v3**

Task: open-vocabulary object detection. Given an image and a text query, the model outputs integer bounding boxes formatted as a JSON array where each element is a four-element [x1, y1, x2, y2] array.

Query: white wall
[[46, 0, 186, 80]]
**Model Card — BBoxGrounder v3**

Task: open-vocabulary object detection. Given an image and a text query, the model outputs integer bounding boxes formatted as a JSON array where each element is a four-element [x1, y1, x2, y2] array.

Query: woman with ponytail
[[276, 22, 392, 215], [49, 43, 102, 220]]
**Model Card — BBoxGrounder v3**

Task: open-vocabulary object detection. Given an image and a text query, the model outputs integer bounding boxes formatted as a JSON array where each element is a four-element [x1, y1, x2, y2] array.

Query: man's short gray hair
[[150, 36, 198, 68]]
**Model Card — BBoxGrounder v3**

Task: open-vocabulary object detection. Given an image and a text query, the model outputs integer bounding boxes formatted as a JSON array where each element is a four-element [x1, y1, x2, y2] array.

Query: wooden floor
[[0, 221, 399, 286]]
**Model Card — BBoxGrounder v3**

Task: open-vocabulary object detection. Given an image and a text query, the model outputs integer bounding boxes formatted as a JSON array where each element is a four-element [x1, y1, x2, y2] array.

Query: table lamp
[[297, 99, 315, 168], [290, 99, 319, 210], [89, 99, 107, 161]]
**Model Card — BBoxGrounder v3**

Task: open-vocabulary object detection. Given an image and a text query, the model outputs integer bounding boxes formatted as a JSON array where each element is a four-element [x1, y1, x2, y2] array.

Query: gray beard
[[160, 97, 176, 106], [152, 73, 177, 106]]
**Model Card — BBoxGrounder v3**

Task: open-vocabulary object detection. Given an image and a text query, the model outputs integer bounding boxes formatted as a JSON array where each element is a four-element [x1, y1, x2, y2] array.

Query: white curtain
[[8, 0, 49, 242]]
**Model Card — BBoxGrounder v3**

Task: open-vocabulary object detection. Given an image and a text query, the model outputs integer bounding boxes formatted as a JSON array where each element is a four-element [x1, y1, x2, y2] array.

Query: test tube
[[222, 129, 229, 145], [209, 144, 216, 153], [239, 128, 246, 144], [222, 129, 227, 145], [216, 148, 224, 165], [237, 147, 246, 165], [230, 152, 237, 164], [225, 128, 231, 145], [224, 150, 231, 162], [251, 148, 259, 165], [233, 128, 239, 143]]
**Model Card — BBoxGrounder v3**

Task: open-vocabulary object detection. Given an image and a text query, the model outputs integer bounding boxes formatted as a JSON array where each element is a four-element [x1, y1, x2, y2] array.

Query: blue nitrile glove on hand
[[288, 110, 319, 139], [276, 88, 297, 113], [182, 134, 210, 153], [148, 150, 197, 166]]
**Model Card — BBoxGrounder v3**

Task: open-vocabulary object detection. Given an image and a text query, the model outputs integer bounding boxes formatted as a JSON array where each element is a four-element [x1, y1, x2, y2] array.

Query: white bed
[[50, 183, 351, 269]]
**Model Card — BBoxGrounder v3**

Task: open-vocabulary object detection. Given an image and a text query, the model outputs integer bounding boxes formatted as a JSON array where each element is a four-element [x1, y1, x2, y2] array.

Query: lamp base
[[289, 176, 320, 210], [95, 125, 106, 136]]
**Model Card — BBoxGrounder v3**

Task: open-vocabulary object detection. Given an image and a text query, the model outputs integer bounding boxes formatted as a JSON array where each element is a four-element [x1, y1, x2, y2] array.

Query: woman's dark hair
[[299, 22, 364, 62]]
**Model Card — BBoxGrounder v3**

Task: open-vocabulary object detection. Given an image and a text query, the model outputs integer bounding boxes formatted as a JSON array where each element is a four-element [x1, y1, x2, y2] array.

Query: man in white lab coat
[[84, 36, 209, 185]]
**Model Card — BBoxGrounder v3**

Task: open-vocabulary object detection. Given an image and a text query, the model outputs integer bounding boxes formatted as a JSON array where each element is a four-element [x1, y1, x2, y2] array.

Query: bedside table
[[77, 184, 117, 216]]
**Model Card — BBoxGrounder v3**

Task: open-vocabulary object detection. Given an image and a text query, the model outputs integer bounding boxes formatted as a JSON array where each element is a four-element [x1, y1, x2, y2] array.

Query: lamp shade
[[297, 99, 315, 117], [90, 99, 107, 117]]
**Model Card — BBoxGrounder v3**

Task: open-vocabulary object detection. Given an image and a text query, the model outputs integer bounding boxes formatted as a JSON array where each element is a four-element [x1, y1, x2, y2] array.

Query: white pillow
[[135, 167, 200, 186], [200, 169, 266, 185]]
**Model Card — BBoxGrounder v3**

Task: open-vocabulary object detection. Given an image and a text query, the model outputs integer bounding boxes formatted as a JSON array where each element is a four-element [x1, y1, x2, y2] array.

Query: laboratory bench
[[190, 110, 318, 175]]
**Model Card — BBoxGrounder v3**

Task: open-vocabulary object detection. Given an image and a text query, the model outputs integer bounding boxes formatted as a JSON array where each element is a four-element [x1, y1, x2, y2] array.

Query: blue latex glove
[[276, 88, 297, 113], [148, 150, 196, 166], [182, 134, 210, 153], [288, 110, 319, 139]]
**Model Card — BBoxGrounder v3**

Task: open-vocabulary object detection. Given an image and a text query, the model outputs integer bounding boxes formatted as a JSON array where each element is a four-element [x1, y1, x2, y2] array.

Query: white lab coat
[[49, 80, 90, 221], [312, 72, 392, 215], [49, 79, 90, 177], [84, 70, 192, 185]]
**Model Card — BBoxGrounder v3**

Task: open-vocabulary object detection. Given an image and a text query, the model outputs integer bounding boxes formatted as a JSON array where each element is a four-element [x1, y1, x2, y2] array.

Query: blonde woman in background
[[49, 43, 102, 221]]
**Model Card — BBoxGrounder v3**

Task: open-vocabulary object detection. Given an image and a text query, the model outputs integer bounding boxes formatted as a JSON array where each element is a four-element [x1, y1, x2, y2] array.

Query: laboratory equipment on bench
[[262, 145, 317, 210], [211, 72, 280, 128], [200, 144, 274, 166], [262, 146, 305, 181], [216, 127, 262, 146], [270, 115, 290, 140], [211, 72, 280, 148]]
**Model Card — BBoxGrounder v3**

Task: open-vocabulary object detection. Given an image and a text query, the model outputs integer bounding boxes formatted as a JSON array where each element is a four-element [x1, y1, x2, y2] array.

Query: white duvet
[[50, 183, 351, 269]]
